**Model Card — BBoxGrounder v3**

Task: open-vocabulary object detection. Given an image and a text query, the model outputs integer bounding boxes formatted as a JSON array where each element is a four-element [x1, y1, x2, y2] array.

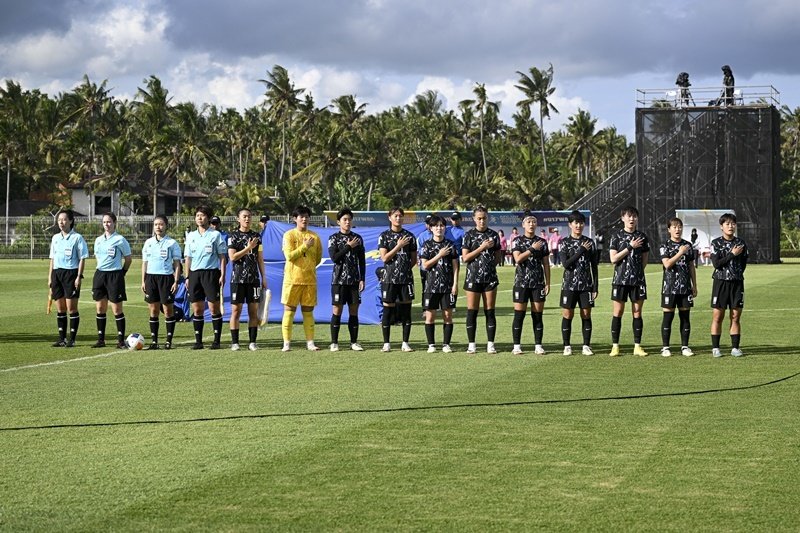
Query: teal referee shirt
[[94, 232, 132, 271], [49, 230, 89, 269]]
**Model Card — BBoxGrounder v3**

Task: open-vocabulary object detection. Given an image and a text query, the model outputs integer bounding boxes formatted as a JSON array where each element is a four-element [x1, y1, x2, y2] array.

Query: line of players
[[48, 205, 748, 357]]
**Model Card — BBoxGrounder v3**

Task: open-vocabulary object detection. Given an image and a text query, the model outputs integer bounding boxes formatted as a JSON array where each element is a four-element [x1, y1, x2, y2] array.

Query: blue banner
[[215, 221, 426, 324]]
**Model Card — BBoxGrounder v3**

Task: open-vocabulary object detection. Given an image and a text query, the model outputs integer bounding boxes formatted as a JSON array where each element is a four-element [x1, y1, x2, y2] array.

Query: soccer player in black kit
[[378, 207, 417, 352], [462, 205, 503, 354], [710, 213, 748, 357], [510, 211, 550, 355], [227, 208, 267, 351], [609, 206, 650, 357], [328, 208, 366, 352], [659, 217, 697, 357], [419, 215, 460, 353], [558, 210, 599, 356]]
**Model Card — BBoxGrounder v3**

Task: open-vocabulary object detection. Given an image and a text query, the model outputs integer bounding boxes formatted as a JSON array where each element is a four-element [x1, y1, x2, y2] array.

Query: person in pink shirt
[[549, 228, 562, 266]]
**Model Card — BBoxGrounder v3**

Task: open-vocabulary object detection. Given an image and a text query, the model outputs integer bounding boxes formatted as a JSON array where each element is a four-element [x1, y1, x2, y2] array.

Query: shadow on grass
[[2, 369, 798, 433]]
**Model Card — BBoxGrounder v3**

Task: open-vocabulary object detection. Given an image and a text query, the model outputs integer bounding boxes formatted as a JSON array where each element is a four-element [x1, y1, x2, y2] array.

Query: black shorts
[[332, 284, 361, 306], [513, 285, 547, 304], [711, 279, 744, 309], [463, 280, 499, 293], [230, 283, 262, 305], [423, 292, 454, 311], [661, 293, 694, 309], [144, 274, 176, 305], [92, 270, 127, 303], [188, 269, 221, 303], [560, 290, 595, 309], [611, 283, 647, 302], [50, 268, 81, 300], [381, 283, 414, 304]]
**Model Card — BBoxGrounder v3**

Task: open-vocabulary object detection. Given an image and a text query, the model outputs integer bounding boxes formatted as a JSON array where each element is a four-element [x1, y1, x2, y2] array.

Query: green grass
[[1, 259, 799, 531]]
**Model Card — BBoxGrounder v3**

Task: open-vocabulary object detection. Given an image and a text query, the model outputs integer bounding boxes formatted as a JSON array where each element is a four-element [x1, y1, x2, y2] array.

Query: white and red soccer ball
[[125, 333, 145, 350]]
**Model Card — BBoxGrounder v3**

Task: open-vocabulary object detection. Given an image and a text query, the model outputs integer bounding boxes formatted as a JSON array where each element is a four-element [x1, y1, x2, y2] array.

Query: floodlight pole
[[5, 158, 9, 246]]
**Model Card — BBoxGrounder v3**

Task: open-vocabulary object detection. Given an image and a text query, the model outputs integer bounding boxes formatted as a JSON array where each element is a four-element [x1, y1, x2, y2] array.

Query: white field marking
[[1, 325, 282, 373]]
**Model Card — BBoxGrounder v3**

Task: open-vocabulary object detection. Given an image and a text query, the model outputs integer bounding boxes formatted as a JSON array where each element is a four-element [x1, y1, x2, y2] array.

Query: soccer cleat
[[512, 345, 524, 355], [681, 346, 694, 357], [534, 344, 546, 355], [466, 343, 477, 354], [307, 342, 320, 351], [330, 343, 339, 352], [281, 342, 291, 352], [381, 343, 391, 352], [563, 346, 573, 356], [147, 342, 160, 350], [52, 340, 67, 348], [442, 344, 453, 353], [633, 345, 648, 357], [248, 343, 258, 351], [230, 343, 240, 352], [209, 342, 222, 350], [65, 340, 76, 348], [91, 340, 106, 348], [712, 348, 723, 358], [661, 347, 672, 357], [350, 343, 364, 351], [427, 345, 436, 353], [487, 342, 497, 354], [116, 340, 127, 349], [163, 342, 172, 350], [731, 348, 744, 357], [609, 344, 621, 357], [582, 345, 594, 356], [401, 342, 414, 352]]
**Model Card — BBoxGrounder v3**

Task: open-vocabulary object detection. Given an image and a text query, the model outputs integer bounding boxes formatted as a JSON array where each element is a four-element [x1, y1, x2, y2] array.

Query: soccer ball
[[125, 333, 145, 350]]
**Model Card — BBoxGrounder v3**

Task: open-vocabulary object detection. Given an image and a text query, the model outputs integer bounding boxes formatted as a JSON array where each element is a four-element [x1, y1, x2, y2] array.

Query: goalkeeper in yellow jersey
[[281, 205, 323, 351]]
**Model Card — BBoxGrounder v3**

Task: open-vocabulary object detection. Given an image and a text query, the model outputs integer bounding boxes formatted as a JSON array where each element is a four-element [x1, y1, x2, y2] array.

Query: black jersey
[[378, 228, 417, 284], [512, 235, 549, 288], [660, 239, 695, 295], [419, 238, 458, 293], [328, 231, 366, 286], [559, 235, 599, 292], [463, 228, 502, 286], [711, 236, 748, 281], [227, 229, 262, 284], [610, 229, 650, 286]]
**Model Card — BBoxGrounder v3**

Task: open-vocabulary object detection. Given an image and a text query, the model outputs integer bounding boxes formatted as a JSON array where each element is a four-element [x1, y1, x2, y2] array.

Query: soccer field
[[1, 259, 799, 530]]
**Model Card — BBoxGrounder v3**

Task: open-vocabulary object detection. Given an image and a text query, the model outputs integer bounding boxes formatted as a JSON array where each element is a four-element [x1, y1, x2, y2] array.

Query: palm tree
[[565, 109, 599, 187], [596, 126, 629, 179], [259, 65, 303, 182], [132, 75, 173, 214], [516, 63, 558, 177], [408, 90, 443, 118]]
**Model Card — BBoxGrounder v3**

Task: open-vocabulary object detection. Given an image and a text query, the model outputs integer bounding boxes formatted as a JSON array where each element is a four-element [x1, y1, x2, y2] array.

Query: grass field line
[[0, 326, 282, 374]]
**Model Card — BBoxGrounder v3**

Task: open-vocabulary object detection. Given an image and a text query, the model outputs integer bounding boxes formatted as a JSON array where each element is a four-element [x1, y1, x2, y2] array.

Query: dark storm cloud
[[160, 0, 800, 81], [0, 0, 98, 40]]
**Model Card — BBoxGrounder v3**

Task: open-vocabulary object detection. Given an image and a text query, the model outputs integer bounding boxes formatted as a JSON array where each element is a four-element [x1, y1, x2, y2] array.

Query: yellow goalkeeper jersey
[[282, 228, 322, 285]]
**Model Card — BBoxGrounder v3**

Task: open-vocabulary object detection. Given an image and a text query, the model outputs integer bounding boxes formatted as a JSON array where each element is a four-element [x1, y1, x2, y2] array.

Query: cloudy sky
[[1, 0, 798, 138]]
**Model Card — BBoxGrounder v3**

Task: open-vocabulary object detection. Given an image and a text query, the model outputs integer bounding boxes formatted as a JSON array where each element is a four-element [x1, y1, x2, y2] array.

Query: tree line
[[0, 64, 633, 216], [2, 64, 799, 251]]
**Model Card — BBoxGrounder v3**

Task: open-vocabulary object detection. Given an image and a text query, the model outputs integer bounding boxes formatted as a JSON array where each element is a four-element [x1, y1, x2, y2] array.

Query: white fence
[[0, 215, 331, 259]]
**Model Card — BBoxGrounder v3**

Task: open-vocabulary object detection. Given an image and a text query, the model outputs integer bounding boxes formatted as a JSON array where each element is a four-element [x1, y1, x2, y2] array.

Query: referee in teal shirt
[[48, 210, 89, 347], [185, 206, 227, 349], [92, 213, 132, 349]]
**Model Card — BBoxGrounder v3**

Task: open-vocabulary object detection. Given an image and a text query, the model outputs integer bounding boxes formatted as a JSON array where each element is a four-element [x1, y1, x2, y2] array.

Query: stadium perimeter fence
[[0, 215, 331, 260]]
